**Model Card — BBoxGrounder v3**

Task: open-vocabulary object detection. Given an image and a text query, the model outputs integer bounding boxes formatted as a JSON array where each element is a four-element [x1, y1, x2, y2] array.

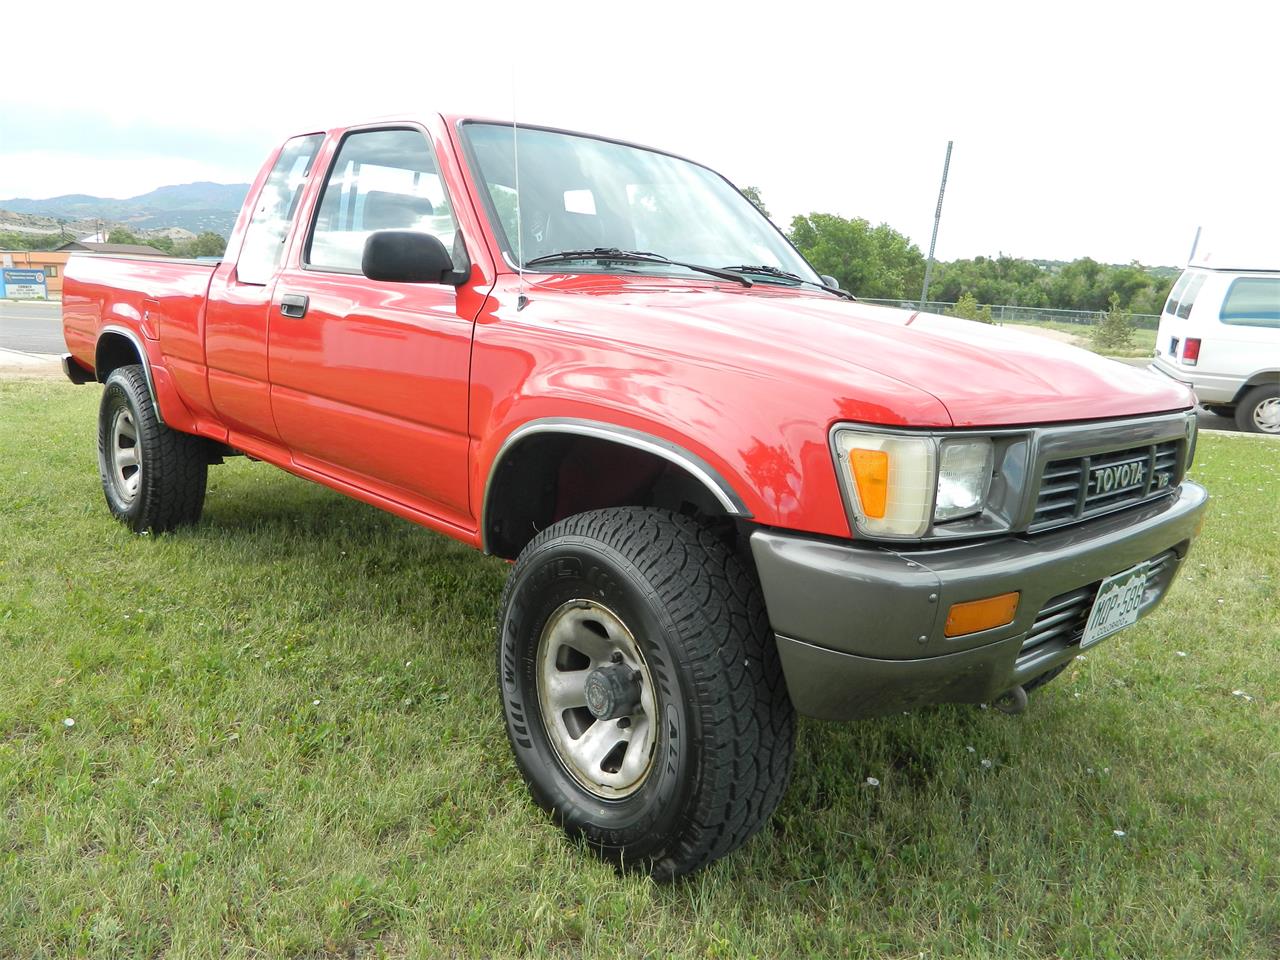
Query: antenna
[[513, 75, 528, 311], [919, 140, 953, 311]]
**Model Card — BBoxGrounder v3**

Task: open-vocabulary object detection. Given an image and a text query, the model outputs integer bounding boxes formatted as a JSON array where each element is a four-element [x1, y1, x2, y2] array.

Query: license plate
[[1081, 561, 1150, 649]]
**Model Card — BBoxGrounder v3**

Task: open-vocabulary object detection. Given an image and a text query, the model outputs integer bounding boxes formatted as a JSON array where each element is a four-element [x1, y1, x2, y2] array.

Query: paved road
[[0, 300, 66, 354], [0, 300, 1255, 434]]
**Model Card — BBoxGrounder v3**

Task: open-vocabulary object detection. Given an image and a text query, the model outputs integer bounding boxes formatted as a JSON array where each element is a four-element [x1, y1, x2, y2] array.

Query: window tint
[[307, 128, 458, 273], [1164, 270, 1192, 316], [1220, 277, 1280, 329], [237, 135, 323, 285], [1176, 272, 1207, 319]]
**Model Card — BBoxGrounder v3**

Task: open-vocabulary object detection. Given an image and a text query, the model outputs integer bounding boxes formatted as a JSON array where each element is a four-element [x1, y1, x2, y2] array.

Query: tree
[[1091, 292, 1136, 351], [788, 213, 924, 300], [106, 227, 143, 246], [946, 292, 995, 324], [188, 232, 227, 258], [740, 186, 771, 219]]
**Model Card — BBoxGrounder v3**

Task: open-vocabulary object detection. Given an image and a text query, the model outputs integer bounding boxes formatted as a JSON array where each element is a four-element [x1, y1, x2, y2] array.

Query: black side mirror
[[362, 230, 462, 285]]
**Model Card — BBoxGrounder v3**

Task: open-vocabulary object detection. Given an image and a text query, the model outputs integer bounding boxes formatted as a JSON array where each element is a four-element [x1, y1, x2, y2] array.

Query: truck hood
[[531, 277, 1194, 426]]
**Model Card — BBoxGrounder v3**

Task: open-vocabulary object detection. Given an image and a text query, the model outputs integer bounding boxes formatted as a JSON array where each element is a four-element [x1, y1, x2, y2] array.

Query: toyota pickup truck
[[62, 114, 1208, 878]]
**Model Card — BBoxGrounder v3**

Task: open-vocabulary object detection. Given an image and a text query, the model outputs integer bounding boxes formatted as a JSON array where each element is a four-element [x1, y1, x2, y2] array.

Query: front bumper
[[750, 481, 1208, 720]]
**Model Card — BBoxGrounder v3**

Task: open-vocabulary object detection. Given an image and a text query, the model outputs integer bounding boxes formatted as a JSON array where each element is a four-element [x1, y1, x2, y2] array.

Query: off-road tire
[[497, 507, 795, 879], [98, 364, 208, 533], [1234, 384, 1280, 434]]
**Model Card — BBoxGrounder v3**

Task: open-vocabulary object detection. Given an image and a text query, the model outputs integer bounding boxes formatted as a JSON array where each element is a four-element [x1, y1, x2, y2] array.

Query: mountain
[[0, 182, 250, 236]]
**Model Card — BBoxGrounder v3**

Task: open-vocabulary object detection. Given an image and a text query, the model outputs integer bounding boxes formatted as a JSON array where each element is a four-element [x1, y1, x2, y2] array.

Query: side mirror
[[362, 230, 462, 285], [819, 274, 841, 290]]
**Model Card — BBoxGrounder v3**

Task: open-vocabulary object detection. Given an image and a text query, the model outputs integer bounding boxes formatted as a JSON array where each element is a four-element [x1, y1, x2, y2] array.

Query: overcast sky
[[2, 0, 1275, 267]]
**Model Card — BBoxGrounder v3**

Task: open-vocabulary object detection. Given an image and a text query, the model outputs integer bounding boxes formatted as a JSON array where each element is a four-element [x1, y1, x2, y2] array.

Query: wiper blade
[[721, 264, 856, 300], [523, 248, 752, 287]]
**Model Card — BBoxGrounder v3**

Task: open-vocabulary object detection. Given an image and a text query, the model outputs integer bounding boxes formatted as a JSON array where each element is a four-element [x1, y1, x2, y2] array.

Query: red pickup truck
[[63, 114, 1208, 878]]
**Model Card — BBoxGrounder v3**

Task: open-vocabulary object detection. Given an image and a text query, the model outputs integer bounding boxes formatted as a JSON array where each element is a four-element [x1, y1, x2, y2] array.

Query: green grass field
[[1003, 321, 1158, 359], [2, 379, 1277, 959]]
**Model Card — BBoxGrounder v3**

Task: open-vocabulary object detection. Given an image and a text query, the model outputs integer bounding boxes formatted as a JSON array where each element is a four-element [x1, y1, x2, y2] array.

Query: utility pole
[[919, 140, 953, 310]]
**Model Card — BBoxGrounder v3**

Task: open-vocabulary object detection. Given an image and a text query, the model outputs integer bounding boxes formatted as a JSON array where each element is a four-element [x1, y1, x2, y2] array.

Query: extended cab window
[[307, 128, 458, 273], [1220, 277, 1280, 329], [237, 134, 323, 285]]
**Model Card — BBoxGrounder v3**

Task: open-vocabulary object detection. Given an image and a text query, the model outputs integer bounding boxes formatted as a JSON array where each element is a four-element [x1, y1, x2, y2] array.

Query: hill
[[0, 182, 250, 236]]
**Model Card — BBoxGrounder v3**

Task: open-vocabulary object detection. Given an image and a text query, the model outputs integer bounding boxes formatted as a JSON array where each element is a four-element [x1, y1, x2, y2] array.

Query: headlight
[[935, 439, 994, 521], [832, 429, 997, 539], [832, 430, 936, 538]]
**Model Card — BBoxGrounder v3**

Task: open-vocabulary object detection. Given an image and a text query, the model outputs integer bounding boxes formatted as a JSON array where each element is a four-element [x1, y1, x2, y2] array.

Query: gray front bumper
[[750, 481, 1208, 720]]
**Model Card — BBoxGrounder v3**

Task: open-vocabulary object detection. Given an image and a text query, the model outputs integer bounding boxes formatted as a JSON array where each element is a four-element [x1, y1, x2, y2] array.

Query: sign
[[1, 268, 48, 300]]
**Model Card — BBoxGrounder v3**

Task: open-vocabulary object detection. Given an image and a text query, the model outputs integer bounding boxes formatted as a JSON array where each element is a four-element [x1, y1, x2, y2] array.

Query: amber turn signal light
[[847, 448, 890, 519], [944, 591, 1020, 637]]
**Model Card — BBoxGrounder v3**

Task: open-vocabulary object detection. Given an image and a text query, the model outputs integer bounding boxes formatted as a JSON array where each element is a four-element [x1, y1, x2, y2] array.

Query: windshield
[[461, 122, 820, 284]]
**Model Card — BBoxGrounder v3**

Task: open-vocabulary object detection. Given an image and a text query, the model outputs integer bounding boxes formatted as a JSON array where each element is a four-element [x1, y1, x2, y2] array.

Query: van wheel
[[98, 364, 208, 532], [1235, 385, 1280, 434], [497, 507, 795, 879]]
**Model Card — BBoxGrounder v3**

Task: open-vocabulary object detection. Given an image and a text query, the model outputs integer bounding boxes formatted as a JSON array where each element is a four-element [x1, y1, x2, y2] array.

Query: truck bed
[[62, 253, 218, 376]]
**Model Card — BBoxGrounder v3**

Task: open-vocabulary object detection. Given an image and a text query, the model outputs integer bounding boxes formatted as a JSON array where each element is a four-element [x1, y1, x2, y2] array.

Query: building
[[56, 240, 169, 256], [0, 250, 70, 297]]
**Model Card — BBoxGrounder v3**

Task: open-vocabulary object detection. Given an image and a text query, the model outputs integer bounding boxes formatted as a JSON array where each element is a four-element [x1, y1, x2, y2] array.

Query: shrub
[[1091, 293, 1136, 351]]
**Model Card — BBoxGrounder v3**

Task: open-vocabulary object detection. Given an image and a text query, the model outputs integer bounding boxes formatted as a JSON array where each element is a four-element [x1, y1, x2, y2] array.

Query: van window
[[1220, 277, 1280, 329], [1175, 272, 1206, 320], [1164, 271, 1192, 316]]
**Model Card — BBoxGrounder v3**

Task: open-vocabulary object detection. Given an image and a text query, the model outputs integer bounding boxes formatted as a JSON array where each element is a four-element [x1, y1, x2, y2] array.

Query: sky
[[1, 0, 1276, 267]]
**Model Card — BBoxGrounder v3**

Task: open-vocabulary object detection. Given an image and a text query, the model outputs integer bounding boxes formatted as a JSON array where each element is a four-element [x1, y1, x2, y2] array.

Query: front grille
[[1031, 439, 1182, 530], [1020, 550, 1177, 655]]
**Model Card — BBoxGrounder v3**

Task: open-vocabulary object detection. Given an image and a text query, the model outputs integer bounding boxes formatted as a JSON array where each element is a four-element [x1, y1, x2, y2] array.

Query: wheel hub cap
[[536, 599, 658, 799], [1254, 397, 1280, 433], [110, 408, 142, 503]]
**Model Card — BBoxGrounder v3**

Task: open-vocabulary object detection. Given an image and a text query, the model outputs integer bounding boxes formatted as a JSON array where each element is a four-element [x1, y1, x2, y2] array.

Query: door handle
[[279, 293, 309, 318]]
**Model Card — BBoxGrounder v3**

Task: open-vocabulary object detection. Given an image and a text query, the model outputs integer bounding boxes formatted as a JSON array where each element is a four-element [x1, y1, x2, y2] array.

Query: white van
[[1151, 264, 1280, 433]]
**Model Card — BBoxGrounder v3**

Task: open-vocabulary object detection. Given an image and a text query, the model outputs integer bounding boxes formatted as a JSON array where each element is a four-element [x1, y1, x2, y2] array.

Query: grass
[[1004, 320, 1158, 359], [2, 378, 1278, 959]]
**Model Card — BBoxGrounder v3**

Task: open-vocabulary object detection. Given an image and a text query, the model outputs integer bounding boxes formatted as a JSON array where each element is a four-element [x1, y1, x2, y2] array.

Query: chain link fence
[[860, 299, 1162, 331]]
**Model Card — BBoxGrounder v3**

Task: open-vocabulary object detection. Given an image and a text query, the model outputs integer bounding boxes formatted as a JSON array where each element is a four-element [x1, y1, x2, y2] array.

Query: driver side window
[[306, 128, 459, 274]]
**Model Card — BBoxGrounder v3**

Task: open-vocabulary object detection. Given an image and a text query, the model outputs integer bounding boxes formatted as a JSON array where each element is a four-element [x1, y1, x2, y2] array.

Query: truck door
[[267, 126, 476, 530], [204, 134, 325, 444]]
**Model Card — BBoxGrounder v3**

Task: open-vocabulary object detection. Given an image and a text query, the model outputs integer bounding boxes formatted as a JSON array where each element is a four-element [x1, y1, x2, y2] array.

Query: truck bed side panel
[[63, 254, 220, 436]]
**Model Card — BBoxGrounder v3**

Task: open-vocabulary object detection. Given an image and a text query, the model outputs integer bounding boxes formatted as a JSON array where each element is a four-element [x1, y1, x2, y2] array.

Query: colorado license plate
[[1080, 561, 1149, 649]]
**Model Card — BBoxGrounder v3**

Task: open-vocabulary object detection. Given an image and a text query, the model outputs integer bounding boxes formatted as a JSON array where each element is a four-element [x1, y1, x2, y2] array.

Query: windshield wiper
[[523, 248, 753, 287], [720, 264, 856, 300]]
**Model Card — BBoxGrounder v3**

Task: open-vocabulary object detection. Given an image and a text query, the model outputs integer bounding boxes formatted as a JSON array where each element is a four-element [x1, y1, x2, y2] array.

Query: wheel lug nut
[[617, 717, 631, 729], [610, 651, 623, 663]]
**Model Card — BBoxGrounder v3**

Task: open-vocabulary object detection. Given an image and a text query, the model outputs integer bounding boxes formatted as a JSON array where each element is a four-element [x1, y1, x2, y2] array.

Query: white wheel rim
[[536, 599, 658, 800], [110, 408, 142, 503]]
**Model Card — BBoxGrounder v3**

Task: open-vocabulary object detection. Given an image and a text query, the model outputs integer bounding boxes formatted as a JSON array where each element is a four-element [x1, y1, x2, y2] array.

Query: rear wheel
[[497, 507, 795, 879], [98, 364, 208, 533], [1235, 384, 1280, 434]]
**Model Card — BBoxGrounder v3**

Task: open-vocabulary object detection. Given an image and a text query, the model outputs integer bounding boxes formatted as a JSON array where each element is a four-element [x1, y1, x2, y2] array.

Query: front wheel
[[98, 364, 208, 533], [1235, 384, 1280, 434], [497, 508, 795, 879]]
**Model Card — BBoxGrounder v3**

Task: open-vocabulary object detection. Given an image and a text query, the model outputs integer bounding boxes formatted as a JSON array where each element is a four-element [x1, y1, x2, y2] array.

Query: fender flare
[[98, 325, 165, 425], [481, 417, 751, 553]]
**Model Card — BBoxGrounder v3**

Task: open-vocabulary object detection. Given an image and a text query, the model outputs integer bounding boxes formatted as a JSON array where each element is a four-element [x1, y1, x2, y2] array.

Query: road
[[0, 300, 66, 354], [0, 300, 1251, 434]]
